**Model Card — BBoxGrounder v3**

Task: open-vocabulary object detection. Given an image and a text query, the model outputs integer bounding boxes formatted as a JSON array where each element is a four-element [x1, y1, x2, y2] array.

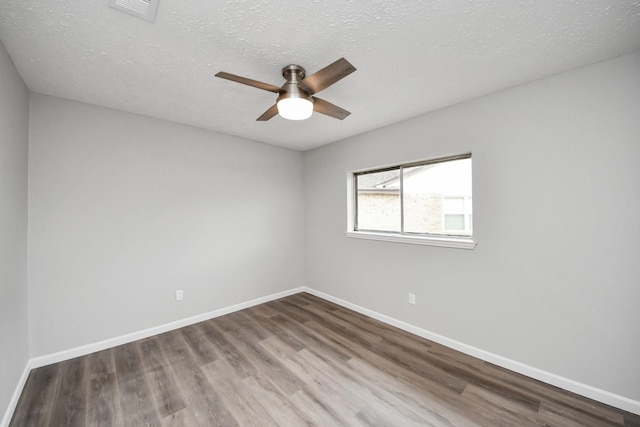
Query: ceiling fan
[[215, 58, 356, 121]]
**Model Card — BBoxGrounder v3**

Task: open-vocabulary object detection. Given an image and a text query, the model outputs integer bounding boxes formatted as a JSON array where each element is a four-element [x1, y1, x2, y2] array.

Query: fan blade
[[312, 97, 351, 120], [298, 58, 356, 95], [256, 104, 279, 121], [215, 72, 281, 93]]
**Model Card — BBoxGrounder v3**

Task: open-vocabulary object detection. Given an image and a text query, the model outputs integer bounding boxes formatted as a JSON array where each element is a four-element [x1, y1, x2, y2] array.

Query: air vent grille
[[109, 0, 159, 22]]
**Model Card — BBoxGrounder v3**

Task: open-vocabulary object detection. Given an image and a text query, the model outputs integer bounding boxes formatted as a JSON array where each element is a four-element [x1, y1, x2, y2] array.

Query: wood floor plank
[[197, 320, 256, 379], [355, 403, 428, 427], [422, 349, 544, 412], [305, 320, 476, 424], [11, 293, 640, 426], [212, 312, 248, 336], [270, 312, 354, 362], [86, 372, 119, 427], [538, 399, 625, 427], [249, 311, 307, 352], [85, 347, 116, 377], [154, 329, 190, 364], [245, 300, 283, 318], [86, 347, 120, 427], [159, 407, 200, 427], [201, 358, 279, 427], [476, 359, 628, 425], [299, 302, 386, 346], [220, 325, 305, 396], [114, 342, 162, 426], [305, 344, 471, 427], [169, 359, 238, 426], [180, 323, 219, 366], [332, 307, 434, 354], [140, 337, 187, 419], [260, 336, 367, 416], [346, 356, 481, 427], [269, 299, 313, 323], [241, 374, 309, 425], [296, 345, 459, 426], [295, 292, 339, 312], [137, 337, 166, 372], [232, 310, 272, 341], [460, 383, 543, 427], [304, 318, 469, 395], [47, 357, 87, 427], [282, 293, 312, 306], [288, 388, 350, 426]]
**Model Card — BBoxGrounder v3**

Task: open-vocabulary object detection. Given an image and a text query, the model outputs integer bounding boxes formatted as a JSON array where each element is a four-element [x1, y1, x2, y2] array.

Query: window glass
[[356, 169, 400, 232], [354, 155, 472, 237], [444, 214, 465, 230]]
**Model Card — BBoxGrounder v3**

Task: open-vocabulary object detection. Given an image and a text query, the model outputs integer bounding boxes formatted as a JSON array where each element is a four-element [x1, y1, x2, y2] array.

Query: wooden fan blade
[[215, 72, 281, 93], [298, 58, 356, 95], [312, 97, 351, 120], [256, 104, 279, 121]]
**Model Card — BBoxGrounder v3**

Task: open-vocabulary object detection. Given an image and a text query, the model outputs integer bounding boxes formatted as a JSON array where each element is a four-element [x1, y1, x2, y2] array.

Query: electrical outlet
[[408, 293, 416, 305], [176, 290, 184, 301]]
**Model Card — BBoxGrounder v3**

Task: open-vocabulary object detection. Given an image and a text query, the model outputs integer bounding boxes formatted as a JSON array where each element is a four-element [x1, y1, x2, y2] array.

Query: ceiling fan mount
[[215, 58, 356, 121], [281, 64, 306, 81]]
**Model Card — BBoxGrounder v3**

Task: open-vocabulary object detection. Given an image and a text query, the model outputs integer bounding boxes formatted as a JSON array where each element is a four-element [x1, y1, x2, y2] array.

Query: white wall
[[0, 39, 29, 419], [28, 94, 305, 356], [304, 52, 640, 401]]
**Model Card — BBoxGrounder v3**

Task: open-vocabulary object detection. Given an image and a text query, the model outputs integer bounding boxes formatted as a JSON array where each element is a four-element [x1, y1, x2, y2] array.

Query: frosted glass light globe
[[277, 97, 313, 120]]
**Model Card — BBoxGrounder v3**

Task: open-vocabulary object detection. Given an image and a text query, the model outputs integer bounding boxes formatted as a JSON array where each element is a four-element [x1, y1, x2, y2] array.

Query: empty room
[[1, 1, 639, 425]]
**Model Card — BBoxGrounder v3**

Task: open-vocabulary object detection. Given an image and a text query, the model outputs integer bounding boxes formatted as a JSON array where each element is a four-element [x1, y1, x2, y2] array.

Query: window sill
[[345, 231, 477, 249]]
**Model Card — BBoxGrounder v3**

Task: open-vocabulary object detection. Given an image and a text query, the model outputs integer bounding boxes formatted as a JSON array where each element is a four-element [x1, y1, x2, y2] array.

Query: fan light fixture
[[277, 94, 313, 120]]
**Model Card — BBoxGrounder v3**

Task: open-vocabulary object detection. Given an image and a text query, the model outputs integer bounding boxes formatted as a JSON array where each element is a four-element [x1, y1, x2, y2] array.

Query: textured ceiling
[[1, 1, 640, 151]]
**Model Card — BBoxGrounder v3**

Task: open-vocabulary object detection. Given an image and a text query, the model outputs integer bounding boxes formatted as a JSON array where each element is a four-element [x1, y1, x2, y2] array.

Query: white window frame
[[346, 154, 477, 250]]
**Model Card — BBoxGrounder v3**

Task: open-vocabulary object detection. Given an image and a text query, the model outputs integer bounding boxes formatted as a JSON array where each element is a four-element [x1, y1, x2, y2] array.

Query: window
[[348, 154, 475, 249]]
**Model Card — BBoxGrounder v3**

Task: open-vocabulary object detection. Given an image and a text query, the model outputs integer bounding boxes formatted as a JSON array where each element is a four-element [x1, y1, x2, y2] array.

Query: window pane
[[444, 214, 465, 230], [403, 158, 472, 236], [356, 169, 401, 232]]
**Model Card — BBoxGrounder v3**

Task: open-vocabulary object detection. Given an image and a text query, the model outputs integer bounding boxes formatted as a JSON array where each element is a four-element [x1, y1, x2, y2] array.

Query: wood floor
[[11, 293, 640, 426]]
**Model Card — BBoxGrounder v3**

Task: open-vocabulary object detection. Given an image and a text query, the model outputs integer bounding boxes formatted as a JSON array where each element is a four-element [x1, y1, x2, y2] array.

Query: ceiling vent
[[109, 0, 159, 22]]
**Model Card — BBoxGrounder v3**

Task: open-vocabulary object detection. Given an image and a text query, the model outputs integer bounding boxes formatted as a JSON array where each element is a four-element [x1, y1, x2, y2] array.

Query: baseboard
[[30, 286, 305, 369], [302, 287, 640, 416], [1, 359, 32, 427]]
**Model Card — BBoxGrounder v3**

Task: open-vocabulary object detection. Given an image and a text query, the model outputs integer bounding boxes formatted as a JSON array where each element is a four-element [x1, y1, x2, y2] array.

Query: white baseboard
[[30, 287, 305, 369], [302, 287, 640, 416], [1, 360, 32, 427]]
